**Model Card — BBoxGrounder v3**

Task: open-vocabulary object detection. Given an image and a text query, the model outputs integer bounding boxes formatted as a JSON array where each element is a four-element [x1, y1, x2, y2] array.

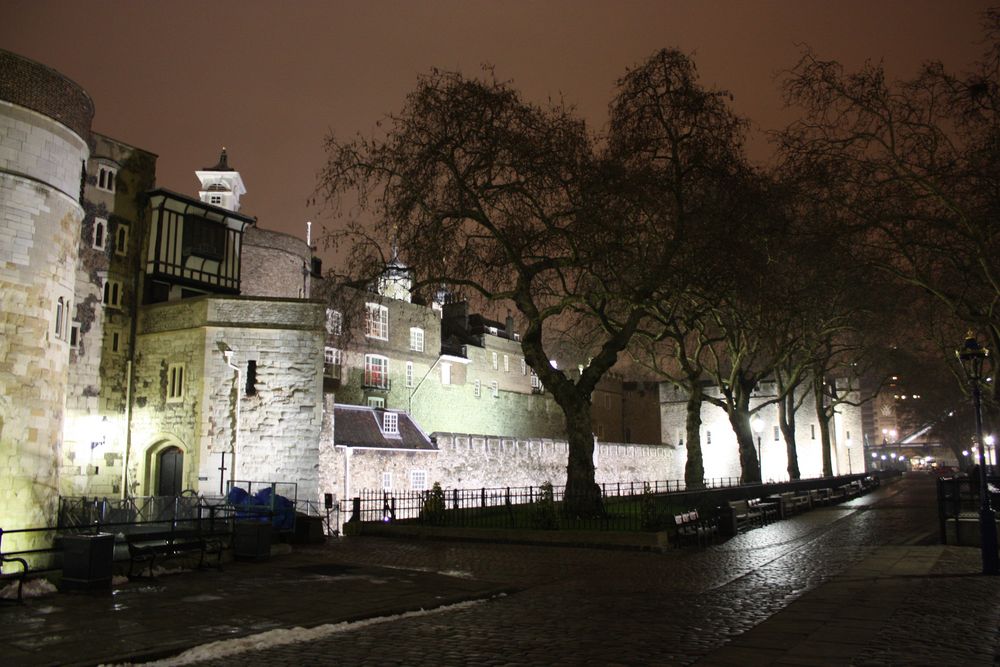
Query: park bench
[[0, 528, 28, 604], [748, 498, 779, 524], [673, 510, 718, 548], [774, 492, 811, 518], [727, 499, 764, 533], [126, 525, 225, 578], [809, 488, 833, 506]]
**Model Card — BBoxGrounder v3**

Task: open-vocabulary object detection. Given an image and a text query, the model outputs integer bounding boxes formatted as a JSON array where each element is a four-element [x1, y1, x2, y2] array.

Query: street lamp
[[956, 331, 998, 575], [752, 415, 765, 482]]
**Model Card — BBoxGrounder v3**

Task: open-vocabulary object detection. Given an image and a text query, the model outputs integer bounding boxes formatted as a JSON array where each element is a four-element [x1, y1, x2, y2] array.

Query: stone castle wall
[[241, 226, 314, 299], [0, 52, 91, 543]]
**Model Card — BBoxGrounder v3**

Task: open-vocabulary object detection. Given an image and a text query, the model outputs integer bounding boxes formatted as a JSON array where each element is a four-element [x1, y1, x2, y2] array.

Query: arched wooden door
[[157, 446, 184, 496]]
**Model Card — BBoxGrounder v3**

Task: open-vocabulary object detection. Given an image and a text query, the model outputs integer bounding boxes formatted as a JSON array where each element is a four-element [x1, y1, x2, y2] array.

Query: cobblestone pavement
[[173, 473, 1000, 666]]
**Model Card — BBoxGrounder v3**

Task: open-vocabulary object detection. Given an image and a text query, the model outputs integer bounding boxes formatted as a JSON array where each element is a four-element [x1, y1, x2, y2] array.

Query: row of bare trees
[[320, 10, 1000, 514]]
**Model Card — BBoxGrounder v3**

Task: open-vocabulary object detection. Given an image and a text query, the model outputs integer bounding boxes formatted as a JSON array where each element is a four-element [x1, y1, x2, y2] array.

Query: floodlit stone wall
[[241, 226, 314, 299], [0, 52, 91, 541]]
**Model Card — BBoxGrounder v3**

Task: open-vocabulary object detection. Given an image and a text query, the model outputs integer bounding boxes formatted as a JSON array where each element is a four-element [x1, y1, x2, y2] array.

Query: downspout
[[223, 349, 241, 494], [120, 359, 133, 499]]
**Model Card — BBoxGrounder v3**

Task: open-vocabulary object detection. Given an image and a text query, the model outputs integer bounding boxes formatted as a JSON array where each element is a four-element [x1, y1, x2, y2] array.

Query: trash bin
[[234, 521, 272, 561], [61, 533, 114, 590]]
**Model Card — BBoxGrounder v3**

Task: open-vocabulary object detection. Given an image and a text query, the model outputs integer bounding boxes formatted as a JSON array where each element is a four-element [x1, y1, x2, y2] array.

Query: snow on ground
[[127, 598, 488, 666], [0, 577, 57, 600]]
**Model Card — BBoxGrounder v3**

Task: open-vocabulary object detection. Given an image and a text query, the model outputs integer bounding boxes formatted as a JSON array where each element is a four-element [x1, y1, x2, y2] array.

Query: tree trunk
[[778, 392, 801, 480], [561, 395, 603, 516], [813, 374, 834, 477], [684, 384, 705, 489], [725, 386, 760, 484]]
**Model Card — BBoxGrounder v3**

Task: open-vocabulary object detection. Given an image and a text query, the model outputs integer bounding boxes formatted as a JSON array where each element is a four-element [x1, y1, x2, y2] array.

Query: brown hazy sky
[[2, 1, 993, 264]]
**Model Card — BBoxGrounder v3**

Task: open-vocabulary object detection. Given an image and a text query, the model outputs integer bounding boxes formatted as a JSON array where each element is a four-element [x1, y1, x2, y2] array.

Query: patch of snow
[[112, 575, 130, 586], [0, 577, 57, 599], [150, 566, 189, 577], [140, 598, 489, 666], [438, 569, 475, 579]]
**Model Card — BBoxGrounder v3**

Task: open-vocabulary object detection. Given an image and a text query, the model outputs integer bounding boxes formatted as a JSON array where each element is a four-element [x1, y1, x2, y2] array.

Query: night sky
[[2, 0, 992, 265]]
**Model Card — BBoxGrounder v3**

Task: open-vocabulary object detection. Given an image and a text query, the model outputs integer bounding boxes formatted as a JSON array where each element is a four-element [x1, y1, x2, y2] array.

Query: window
[[364, 354, 389, 389], [810, 424, 816, 440], [324, 347, 342, 365], [409, 327, 424, 352], [183, 215, 226, 260], [503, 355, 509, 373], [405, 361, 414, 388], [367, 396, 385, 409], [382, 412, 399, 435], [774, 426, 780, 441], [487, 326, 498, 335], [410, 469, 427, 491], [474, 379, 481, 398], [325, 309, 342, 335], [54, 297, 64, 339], [70, 324, 79, 348], [441, 362, 451, 385], [365, 303, 389, 340], [167, 363, 185, 401], [492, 352, 498, 370], [115, 224, 128, 255], [521, 358, 527, 375], [530, 371, 541, 390], [97, 165, 116, 193], [245, 360, 257, 396], [382, 472, 393, 491], [103, 279, 122, 308], [707, 430, 712, 445], [111, 331, 120, 353], [93, 218, 107, 250], [490, 381, 499, 398], [209, 194, 223, 206]]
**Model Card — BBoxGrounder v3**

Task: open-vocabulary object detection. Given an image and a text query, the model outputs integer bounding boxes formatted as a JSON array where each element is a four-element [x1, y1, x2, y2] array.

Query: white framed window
[[490, 381, 499, 398], [325, 309, 342, 335], [364, 354, 389, 389], [365, 303, 389, 340], [382, 411, 399, 435], [503, 355, 509, 373], [474, 379, 481, 398], [382, 472, 393, 491], [209, 194, 223, 206], [324, 347, 342, 365], [441, 362, 451, 385], [103, 279, 122, 308], [93, 218, 107, 250], [410, 469, 428, 492], [530, 371, 541, 390], [115, 224, 128, 255], [97, 165, 116, 193], [167, 363, 185, 402], [409, 327, 424, 352], [405, 361, 414, 388], [521, 358, 527, 375], [492, 352, 498, 370], [54, 297, 66, 340], [367, 396, 385, 409]]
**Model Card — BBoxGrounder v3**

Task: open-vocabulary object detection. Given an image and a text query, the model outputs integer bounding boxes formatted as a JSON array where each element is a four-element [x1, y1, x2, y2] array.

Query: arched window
[[93, 218, 106, 250]]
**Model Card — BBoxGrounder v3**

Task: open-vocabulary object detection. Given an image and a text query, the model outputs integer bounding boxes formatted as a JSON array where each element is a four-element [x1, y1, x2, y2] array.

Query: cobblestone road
[[174, 475, 988, 666]]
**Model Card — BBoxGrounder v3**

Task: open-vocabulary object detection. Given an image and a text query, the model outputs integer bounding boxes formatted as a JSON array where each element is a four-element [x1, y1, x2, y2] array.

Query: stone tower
[[195, 148, 247, 212], [0, 50, 93, 536]]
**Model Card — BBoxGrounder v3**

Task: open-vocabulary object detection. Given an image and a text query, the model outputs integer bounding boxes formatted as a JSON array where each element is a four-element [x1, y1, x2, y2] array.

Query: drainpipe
[[119, 359, 133, 499], [222, 348, 241, 496]]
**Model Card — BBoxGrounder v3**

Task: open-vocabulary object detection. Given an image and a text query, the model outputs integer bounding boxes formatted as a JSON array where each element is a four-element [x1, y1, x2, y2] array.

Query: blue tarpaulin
[[227, 486, 295, 530]]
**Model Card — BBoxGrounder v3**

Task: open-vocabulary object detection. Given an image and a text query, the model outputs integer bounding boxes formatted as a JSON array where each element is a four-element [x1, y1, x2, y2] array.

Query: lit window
[[410, 469, 427, 491], [364, 354, 389, 389], [365, 303, 389, 340], [97, 165, 116, 193], [382, 472, 392, 491], [490, 381, 499, 398], [326, 309, 342, 335], [530, 371, 541, 390], [93, 218, 107, 250], [115, 224, 128, 255], [492, 352, 498, 370], [324, 347, 342, 365], [103, 279, 122, 308], [405, 361, 414, 387], [167, 363, 185, 401], [521, 358, 527, 375], [382, 411, 399, 435], [409, 327, 424, 352], [503, 355, 509, 373], [474, 379, 481, 398]]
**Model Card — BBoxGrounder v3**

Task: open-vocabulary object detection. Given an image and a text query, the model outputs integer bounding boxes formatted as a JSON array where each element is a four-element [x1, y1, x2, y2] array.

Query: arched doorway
[[157, 446, 184, 496]]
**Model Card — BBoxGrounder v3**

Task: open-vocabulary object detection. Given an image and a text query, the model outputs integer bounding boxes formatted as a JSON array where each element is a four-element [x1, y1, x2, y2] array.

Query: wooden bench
[[728, 499, 764, 533], [0, 528, 28, 604], [126, 526, 225, 578], [774, 492, 811, 517], [748, 498, 779, 524], [673, 510, 718, 547], [809, 488, 833, 506]]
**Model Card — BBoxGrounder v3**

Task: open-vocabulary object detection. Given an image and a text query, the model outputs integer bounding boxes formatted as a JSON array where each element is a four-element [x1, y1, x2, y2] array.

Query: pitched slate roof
[[333, 404, 436, 451]]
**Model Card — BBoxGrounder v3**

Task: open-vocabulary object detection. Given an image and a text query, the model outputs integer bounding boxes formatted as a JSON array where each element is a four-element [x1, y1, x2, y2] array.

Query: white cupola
[[196, 147, 247, 212]]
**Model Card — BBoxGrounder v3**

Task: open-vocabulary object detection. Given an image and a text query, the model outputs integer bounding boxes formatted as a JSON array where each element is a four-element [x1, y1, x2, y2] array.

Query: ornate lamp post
[[752, 415, 765, 482], [956, 332, 999, 575]]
